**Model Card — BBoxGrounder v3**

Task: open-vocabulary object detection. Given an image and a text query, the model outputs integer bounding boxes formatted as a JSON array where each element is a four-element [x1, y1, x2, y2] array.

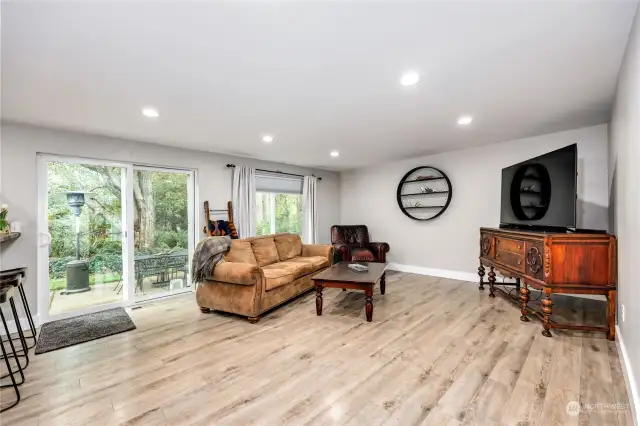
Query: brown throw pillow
[[251, 237, 280, 267], [224, 240, 257, 265], [274, 234, 302, 261]]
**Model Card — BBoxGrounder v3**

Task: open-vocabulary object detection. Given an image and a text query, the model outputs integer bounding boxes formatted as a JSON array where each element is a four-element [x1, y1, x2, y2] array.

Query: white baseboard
[[387, 263, 478, 283], [616, 325, 639, 426], [0, 314, 40, 337]]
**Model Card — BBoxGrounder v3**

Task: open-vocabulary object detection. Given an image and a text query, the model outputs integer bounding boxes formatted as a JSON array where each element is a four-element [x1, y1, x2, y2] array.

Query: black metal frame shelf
[[397, 166, 452, 221], [403, 206, 446, 209], [401, 177, 446, 184], [401, 191, 449, 197]]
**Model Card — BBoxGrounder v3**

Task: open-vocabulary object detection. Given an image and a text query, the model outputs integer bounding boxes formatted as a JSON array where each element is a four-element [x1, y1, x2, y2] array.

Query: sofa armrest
[[210, 262, 264, 286], [366, 242, 390, 263], [302, 244, 334, 261]]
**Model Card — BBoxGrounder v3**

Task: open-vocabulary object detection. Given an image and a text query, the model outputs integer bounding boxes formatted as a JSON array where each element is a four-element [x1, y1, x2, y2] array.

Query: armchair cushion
[[350, 247, 376, 262]]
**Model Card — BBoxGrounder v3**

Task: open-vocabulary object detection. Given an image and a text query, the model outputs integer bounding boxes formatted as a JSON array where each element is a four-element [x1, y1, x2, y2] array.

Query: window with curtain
[[255, 173, 303, 236]]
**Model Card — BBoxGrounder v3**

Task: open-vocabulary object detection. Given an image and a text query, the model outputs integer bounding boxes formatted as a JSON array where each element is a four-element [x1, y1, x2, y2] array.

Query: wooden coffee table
[[312, 262, 387, 322]]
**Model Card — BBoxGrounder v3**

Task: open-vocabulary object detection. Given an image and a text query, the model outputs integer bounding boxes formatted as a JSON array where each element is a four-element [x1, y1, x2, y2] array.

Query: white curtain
[[232, 166, 256, 238], [302, 176, 318, 244]]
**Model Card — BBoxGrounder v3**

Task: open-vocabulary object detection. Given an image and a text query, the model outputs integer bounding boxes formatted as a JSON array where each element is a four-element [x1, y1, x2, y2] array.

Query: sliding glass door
[[40, 158, 130, 319], [38, 156, 195, 322], [132, 167, 194, 302]]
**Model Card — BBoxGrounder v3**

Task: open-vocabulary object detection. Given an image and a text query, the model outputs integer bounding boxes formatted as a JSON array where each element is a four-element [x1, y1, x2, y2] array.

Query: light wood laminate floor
[[1, 272, 633, 426]]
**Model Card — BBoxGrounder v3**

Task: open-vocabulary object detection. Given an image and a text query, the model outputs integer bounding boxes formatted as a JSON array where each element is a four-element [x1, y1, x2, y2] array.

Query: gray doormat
[[35, 307, 136, 354]]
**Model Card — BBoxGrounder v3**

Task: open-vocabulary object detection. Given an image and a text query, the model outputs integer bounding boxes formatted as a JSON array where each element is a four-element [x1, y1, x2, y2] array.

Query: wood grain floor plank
[[1, 272, 632, 426]]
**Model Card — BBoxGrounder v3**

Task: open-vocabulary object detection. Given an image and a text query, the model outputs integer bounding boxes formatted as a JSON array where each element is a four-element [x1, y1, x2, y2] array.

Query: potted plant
[[0, 204, 8, 233]]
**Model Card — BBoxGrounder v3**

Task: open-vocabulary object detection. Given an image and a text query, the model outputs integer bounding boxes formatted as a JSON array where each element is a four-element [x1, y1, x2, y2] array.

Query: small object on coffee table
[[312, 261, 386, 322], [348, 263, 369, 272]]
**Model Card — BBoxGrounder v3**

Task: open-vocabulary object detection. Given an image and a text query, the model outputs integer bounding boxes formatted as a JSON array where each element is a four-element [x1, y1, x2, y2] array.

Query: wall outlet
[[621, 304, 625, 323]]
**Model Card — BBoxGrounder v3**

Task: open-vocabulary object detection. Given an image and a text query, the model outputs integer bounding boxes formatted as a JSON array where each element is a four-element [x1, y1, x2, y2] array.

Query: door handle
[[38, 232, 52, 247]]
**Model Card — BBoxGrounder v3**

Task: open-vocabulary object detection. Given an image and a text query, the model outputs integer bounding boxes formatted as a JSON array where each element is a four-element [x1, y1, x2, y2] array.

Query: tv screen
[[500, 144, 577, 230]]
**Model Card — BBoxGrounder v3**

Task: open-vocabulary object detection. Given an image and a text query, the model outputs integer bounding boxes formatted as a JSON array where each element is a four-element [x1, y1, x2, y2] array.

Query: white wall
[[609, 3, 640, 419], [0, 123, 340, 322], [340, 124, 609, 276]]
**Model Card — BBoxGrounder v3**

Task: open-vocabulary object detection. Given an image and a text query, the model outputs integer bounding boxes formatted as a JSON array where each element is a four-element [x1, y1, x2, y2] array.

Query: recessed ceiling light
[[262, 135, 274, 144], [330, 151, 340, 157], [457, 115, 473, 126], [141, 107, 159, 118], [400, 71, 420, 87]]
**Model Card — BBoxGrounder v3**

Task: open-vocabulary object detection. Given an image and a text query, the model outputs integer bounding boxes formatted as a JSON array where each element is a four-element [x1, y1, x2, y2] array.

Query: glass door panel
[[46, 161, 127, 317], [133, 168, 192, 301]]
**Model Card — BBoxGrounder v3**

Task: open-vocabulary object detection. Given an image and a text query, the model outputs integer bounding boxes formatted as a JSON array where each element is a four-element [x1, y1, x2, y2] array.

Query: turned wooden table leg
[[365, 286, 373, 322], [520, 282, 530, 322], [478, 264, 485, 291], [607, 289, 616, 341], [488, 266, 496, 298], [541, 290, 553, 337], [315, 284, 323, 316], [380, 273, 386, 295]]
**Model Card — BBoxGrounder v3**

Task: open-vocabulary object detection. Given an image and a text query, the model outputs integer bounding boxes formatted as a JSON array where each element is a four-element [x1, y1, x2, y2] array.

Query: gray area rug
[[35, 307, 136, 354]]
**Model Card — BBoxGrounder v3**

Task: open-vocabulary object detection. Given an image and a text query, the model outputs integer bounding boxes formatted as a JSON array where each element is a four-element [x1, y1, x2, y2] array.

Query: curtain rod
[[226, 164, 322, 181]]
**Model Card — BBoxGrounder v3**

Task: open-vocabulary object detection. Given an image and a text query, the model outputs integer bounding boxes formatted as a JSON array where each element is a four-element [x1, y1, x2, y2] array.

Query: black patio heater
[[60, 191, 92, 295]]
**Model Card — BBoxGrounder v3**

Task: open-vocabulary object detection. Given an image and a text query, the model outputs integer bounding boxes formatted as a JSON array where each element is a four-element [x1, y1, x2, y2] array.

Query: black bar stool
[[0, 277, 26, 412], [0, 268, 36, 351]]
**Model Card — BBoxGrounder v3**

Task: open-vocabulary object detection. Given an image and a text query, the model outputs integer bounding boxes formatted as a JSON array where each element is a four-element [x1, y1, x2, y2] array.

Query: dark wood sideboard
[[478, 227, 617, 340]]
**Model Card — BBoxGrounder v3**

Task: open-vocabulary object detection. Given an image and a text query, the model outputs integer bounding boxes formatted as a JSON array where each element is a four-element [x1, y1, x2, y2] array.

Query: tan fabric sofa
[[196, 233, 334, 323]]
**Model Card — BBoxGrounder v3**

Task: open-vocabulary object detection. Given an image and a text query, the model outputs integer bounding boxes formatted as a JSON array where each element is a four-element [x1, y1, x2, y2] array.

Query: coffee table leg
[[380, 273, 386, 295], [365, 287, 373, 322], [315, 283, 323, 316]]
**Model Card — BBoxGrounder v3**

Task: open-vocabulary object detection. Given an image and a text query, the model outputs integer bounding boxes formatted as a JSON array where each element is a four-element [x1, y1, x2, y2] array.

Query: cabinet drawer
[[495, 250, 525, 272], [495, 237, 525, 255]]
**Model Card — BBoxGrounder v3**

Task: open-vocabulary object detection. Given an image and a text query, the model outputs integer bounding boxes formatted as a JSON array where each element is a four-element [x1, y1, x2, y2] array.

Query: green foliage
[[47, 163, 189, 275], [48, 254, 123, 280], [154, 230, 188, 251], [255, 192, 302, 236]]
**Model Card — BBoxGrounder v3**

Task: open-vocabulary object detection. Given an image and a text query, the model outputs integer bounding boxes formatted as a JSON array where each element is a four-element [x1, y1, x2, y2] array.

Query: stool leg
[[0, 327, 21, 412], [0, 306, 25, 386], [9, 298, 29, 369], [17, 284, 37, 348]]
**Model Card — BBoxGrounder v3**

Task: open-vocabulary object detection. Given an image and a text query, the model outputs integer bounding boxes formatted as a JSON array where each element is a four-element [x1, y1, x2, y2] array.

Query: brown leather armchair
[[330, 225, 390, 263]]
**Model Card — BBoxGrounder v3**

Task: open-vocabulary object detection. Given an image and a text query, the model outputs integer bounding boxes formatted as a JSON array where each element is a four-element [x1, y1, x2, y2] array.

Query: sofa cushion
[[288, 256, 330, 271], [251, 237, 280, 267], [263, 261, 313, 280], [274, 234, 303, 261], [262, 268, 296, 291], [224, 240, 257, 265]]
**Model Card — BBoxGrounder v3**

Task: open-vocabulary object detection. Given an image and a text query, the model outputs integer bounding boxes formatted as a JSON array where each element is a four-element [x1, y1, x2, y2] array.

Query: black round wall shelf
[[397, 166, 453, 221], [510, 163, 551, 220]]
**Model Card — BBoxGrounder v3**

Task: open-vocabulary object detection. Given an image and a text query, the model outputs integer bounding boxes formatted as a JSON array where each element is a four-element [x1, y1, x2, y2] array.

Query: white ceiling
[[2, 1, 637, 170]]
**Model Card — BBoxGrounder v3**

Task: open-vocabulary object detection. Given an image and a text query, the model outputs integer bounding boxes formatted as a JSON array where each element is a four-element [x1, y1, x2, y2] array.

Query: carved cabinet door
[[480, 233, 493, 258], [525, 241, 544, 280]]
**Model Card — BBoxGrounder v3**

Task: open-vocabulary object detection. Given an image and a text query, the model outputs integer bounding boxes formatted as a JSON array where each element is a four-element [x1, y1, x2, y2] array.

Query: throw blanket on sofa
[[191, 236, 232, 284]]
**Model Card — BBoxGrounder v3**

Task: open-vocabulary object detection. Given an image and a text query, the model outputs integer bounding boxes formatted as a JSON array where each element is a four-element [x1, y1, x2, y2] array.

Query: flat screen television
[[500, 144, 577, 231]]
